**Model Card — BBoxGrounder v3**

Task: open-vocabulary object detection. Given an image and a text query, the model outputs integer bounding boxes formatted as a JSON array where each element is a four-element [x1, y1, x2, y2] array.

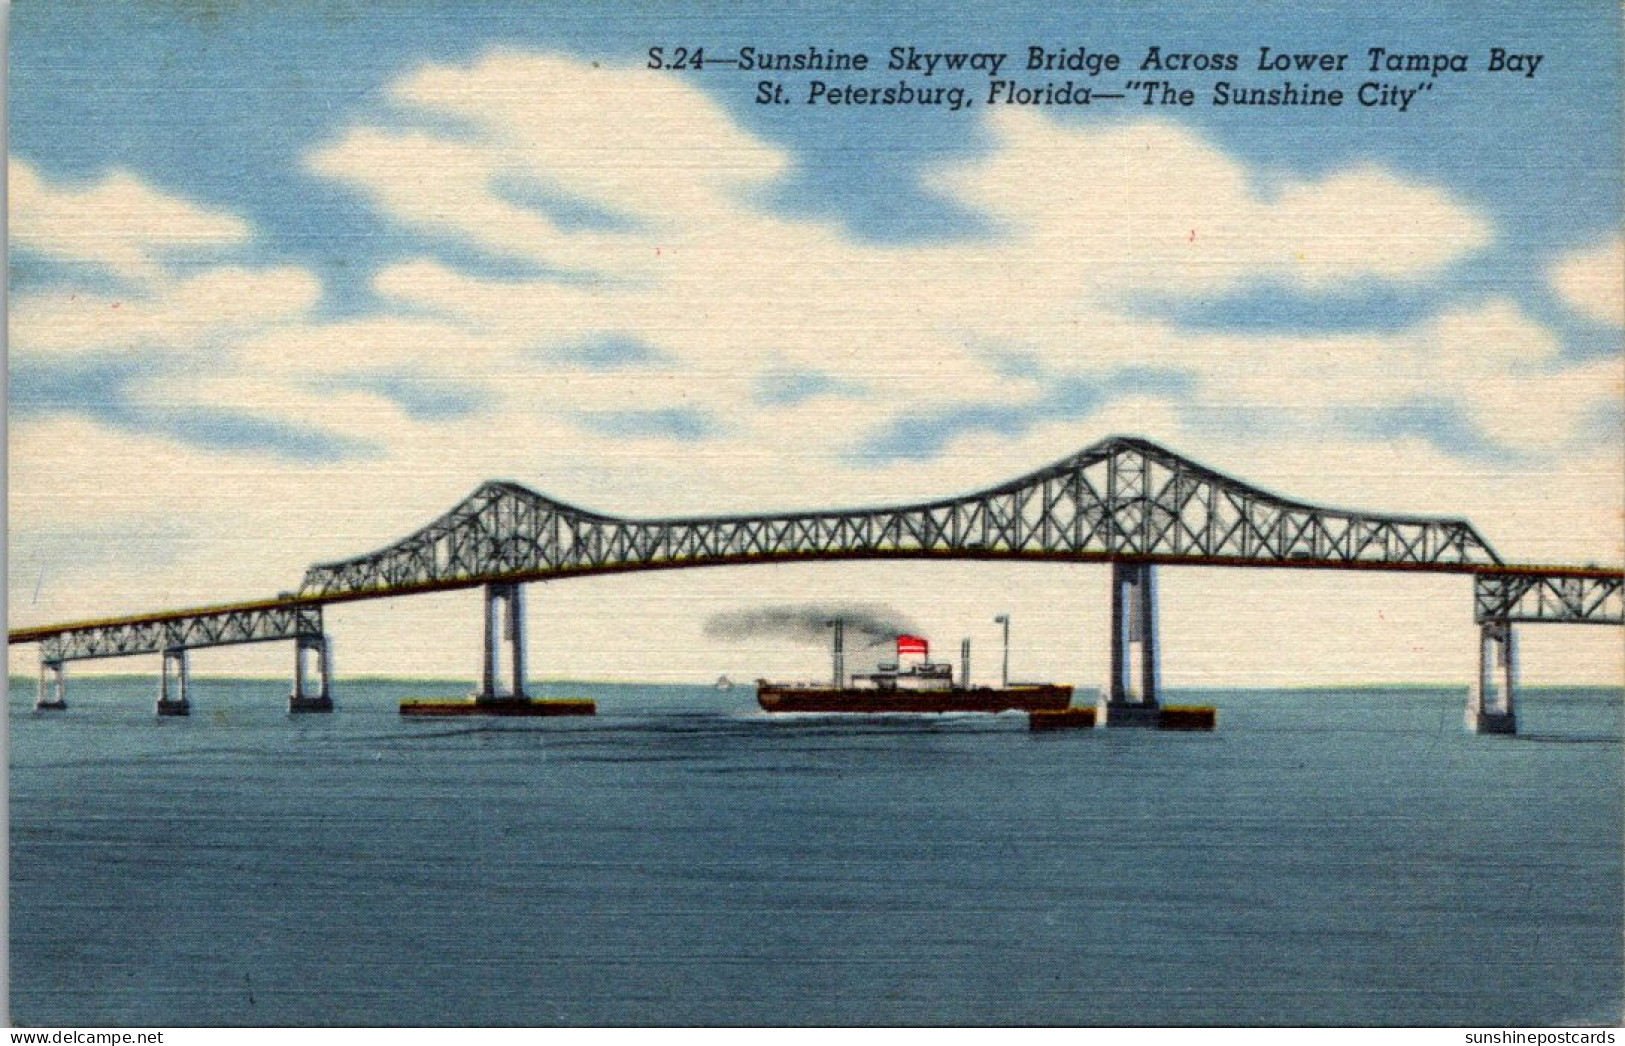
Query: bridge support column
[[289, 635, 334, 713], [476, 583, 527, 703], [36, 660, 67, 711], [156, 649, 191, 717], [1469, 621, 1517, 735], [1104, 562, 1161, 727]]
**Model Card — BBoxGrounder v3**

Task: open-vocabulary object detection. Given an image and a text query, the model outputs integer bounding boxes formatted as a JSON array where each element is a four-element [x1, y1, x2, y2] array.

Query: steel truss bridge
[[10, 437, 1621, 732]]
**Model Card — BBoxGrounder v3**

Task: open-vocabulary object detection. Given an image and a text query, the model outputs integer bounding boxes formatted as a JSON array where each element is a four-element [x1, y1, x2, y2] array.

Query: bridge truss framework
[[11, 437, 1621, 733]]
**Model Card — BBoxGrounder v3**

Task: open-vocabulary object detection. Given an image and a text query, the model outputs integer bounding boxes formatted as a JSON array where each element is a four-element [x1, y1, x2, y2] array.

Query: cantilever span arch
[[296, 435, 1505, 599]]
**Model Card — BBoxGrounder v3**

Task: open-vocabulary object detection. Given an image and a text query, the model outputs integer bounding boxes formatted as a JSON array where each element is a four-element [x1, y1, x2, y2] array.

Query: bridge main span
[[10, 437, 1622, 732]]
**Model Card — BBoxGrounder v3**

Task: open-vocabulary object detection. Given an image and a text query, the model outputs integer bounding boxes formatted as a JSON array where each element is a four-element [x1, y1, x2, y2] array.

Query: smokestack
[[830, 619, 845, 689], [961, 638, 971, 691]]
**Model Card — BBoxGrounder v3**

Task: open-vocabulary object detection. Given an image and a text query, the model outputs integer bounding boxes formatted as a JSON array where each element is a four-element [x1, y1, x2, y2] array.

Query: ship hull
[[757, 684, 1072, 714]]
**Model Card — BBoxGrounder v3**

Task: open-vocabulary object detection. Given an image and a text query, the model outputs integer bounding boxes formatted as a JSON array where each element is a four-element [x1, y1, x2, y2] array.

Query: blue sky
[[10, 0, 1621, 474], [7, 3, 1623, 683], [11, 1, 1621, 337]]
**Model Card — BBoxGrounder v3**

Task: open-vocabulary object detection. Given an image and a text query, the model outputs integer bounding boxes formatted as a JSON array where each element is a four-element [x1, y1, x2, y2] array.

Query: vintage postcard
[[7, 1, 1622, 1032]]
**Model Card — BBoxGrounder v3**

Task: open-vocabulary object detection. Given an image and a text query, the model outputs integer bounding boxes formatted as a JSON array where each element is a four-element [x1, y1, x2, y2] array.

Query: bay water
[[9, 679, 1621, 1026]]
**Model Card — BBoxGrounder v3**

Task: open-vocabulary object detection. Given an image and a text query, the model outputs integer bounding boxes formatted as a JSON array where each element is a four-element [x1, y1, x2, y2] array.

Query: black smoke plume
[[704, 603, 919, 647]]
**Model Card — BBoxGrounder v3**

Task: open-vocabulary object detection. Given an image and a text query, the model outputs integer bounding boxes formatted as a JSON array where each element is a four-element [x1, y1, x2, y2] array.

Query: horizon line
[[6, 675, 1622, 693]]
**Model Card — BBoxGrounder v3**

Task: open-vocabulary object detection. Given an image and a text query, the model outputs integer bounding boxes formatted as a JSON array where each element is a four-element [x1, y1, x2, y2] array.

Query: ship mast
[[826, 618, 844, 689]]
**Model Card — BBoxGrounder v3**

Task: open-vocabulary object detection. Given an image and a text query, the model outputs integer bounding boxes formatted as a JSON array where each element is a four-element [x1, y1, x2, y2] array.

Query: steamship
[[756, 624, 1072, 714]]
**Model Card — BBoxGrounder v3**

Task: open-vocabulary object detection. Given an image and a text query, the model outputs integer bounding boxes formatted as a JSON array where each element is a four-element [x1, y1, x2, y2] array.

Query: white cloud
[[1550, 236, 1625, 326], [9, 158, 250, 283], [9, 161, 322, 368], [1178, 300, 1622, 453], [12, 265, 320, 357], [308, 51, 788, 277], [934, 113, 1491, 291], [298, 53, 1511, 445]]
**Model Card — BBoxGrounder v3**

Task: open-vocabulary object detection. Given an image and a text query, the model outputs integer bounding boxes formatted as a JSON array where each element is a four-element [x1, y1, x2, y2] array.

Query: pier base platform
[[155, 698, 191, 717], [1102, 702, 1161, 728], [1029, 707, 1097, 731], [289, 695, 335, 713], [1473, 710, 1517, 735], [400, 697, 596, 718], [1101, 703, 1217, 730], [1158, 705, 1218, 731]]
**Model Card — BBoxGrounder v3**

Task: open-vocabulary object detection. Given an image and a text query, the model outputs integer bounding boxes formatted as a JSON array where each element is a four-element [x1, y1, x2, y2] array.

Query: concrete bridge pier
[[476, 583, 527, 703], [156, 649, 191, 717], [1104, 561, 1161, 727], [36, 660, 67, 711], [289, 634, 334, 713], [1470, 620, 1517, 735]]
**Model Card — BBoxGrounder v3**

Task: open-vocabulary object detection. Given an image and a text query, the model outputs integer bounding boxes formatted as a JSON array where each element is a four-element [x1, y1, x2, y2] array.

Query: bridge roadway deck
[[10, 554, 1622, 648]]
